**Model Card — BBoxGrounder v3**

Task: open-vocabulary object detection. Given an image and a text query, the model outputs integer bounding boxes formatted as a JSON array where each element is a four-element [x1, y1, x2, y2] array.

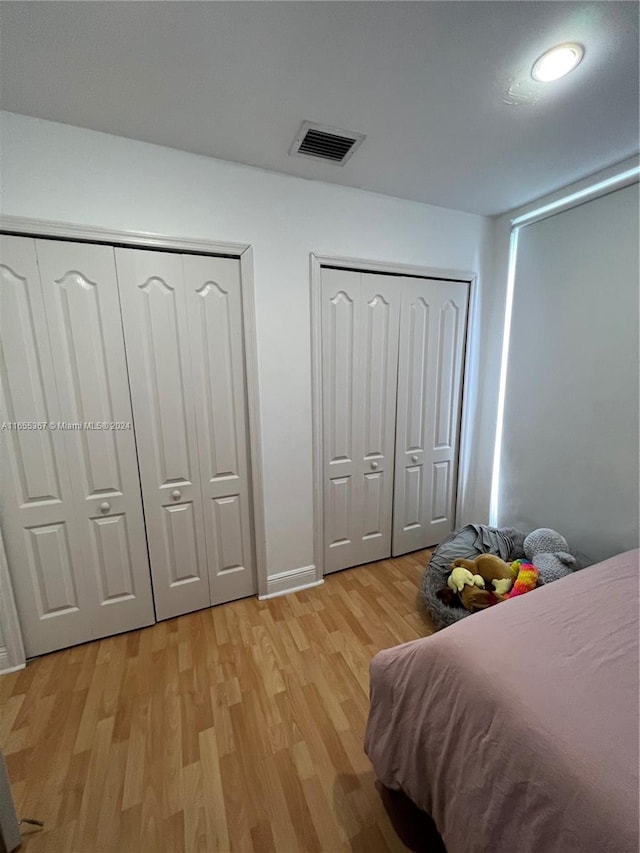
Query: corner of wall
[[456, 215, 503, 527]]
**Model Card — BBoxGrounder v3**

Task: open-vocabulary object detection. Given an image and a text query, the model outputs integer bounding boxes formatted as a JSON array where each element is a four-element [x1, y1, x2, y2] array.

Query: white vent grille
[[289, 121, 365, 166]]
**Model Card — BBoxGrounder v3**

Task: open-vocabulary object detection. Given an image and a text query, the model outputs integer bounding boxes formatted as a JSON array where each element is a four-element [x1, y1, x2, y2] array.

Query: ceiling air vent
[[289, 121, 366, 166]]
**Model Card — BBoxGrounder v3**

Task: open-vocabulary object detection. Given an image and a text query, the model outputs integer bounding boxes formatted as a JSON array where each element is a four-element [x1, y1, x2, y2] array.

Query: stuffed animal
[[507, 559, 539, 597], [451, 554, 514, 595], [458, 584, 502, 612], [460, 559, 539, 609], [436, 581, 500, 612], [447, 566, 484, 593], [440, 553, 540, 613], [524, 528, 576, 585]]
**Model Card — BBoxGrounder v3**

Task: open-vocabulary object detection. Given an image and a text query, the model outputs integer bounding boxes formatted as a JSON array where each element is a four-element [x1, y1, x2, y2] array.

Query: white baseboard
[[259, 564, 324, 600], [0, 658, 26, 676]]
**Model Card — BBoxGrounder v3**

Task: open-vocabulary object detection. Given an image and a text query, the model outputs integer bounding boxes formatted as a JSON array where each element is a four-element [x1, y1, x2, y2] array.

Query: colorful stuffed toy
[[507, 559, 539, 597], [438, 554, 539, 613]]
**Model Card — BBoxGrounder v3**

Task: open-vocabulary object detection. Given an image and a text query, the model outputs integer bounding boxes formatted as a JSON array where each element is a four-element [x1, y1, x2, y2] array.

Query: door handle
[[99, 501, 111, 513], [171, 489, 182, 500], [370, 461, 379, 470], [412, 455, 419, 463]]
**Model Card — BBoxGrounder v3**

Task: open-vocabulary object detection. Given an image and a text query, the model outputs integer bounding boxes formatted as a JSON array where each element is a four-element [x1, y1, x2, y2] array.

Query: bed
[[365, 549, 640, 853]]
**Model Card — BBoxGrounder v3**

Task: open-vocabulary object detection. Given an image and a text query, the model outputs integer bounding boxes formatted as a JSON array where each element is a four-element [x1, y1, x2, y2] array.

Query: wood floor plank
[[0, 549, 436, 852], [199, 725, 230, 852]]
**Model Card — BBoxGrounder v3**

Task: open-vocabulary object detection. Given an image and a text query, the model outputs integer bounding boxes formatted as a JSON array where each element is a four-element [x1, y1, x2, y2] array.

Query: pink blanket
[[365, 549, 640, 853]]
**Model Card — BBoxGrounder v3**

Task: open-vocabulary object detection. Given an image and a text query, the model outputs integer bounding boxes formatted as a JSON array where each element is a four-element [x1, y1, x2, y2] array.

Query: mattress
[[365, 549, 640, 853]]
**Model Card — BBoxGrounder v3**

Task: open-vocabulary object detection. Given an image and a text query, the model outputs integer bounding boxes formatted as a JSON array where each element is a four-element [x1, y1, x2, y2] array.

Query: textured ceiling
[[1, 1, 638, 215]]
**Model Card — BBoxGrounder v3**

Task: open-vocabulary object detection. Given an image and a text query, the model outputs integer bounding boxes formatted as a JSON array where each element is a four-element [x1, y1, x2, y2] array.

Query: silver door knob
[[370, 461, 379, 469], [171, 489, 182, 500], [412, 455, 419, 463], [100, 501, 111, 513]]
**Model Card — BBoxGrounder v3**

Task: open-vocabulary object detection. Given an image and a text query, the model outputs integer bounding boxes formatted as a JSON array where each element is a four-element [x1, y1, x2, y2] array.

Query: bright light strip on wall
[[489, 227, 519, 526], [512, 165, 640, 229], [489, 163, 640, 526]]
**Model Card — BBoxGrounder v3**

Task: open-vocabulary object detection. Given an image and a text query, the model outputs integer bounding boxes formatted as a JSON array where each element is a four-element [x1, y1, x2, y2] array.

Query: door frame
[[310, 252, 478, 577], [0, 215, 269, 622], [0, 527, 26, 674]]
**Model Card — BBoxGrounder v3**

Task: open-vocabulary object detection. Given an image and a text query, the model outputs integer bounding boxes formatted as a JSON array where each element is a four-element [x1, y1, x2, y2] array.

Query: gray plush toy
[[524, 528, 576, 585]]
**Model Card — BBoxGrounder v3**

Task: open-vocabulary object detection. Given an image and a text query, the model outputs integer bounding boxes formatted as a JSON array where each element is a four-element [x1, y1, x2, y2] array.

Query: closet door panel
[[35, 240, 154, 633], [116, 248, 209, 620], [162, 501, 200, 586], [37, 244, 122, 500], [362, 471, 385, 537], [89, 513, 138, 604], [403, 296, 430, 455], [183, 255, 255, 604], [434, 300, 460, 450], [325, 284, 356, 472], [327, 476, 353, 549], [402, 464, 423, 529], [393, 279, 468, 554], [209, 495, 245, 578], [24, 522, 79, 617], [0, 236, 90, 655], [358, 274, 400, 564], [321, 269, 400, 572], [321, 269, 361, 572], [0, 244, 63, 507], [393, 288, 431, 554], [423, 290, 468, 539]]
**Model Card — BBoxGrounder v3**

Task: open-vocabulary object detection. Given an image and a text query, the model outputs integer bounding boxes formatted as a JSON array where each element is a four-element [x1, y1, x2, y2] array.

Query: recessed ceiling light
[[531, 43, 584, 82]]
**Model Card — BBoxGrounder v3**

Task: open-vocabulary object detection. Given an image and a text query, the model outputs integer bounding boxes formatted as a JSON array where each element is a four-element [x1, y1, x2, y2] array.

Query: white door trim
[[0, 527, 26, 674], [0, 216, 250, 257], [310, 252, 478, 577], [0, 216, 269, 608]]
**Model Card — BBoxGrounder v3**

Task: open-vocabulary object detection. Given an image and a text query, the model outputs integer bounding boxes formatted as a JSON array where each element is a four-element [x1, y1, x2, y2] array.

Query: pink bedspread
[[365, 549, 640, 853]]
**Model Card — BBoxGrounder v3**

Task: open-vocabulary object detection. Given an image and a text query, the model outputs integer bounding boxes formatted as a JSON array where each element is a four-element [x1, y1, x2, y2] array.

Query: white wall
[[0, 111, 493, 580], [500, 182, 639, 561], [482, 159, 640, 563]]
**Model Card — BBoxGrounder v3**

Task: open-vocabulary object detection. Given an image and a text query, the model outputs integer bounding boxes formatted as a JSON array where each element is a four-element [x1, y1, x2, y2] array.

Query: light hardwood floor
[[0, 550, 436, 853]]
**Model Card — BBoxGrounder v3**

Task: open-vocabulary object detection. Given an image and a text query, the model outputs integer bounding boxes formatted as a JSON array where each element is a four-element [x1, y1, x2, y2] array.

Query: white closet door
[[358, 273, 401, 563], [183, 255, 255, 604], [0, 236, 154, 657], [1, 236, 90, 655], [35, 240, 155, 638], [321, 268, 400, 573], [115, 248, 209, 621], [393, 277, 468, 554], [321, 268, 360, 572]]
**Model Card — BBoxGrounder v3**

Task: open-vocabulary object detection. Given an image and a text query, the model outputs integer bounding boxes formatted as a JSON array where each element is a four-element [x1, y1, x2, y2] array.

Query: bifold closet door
[[321, 268, 401, 573], [320, 267, 469, 575], [116, 249, 255, 619], [393, 277, 469, 554], [116, 249, 209, 621], [0, 236, 155, 657], [183, 255, 255, 606]]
